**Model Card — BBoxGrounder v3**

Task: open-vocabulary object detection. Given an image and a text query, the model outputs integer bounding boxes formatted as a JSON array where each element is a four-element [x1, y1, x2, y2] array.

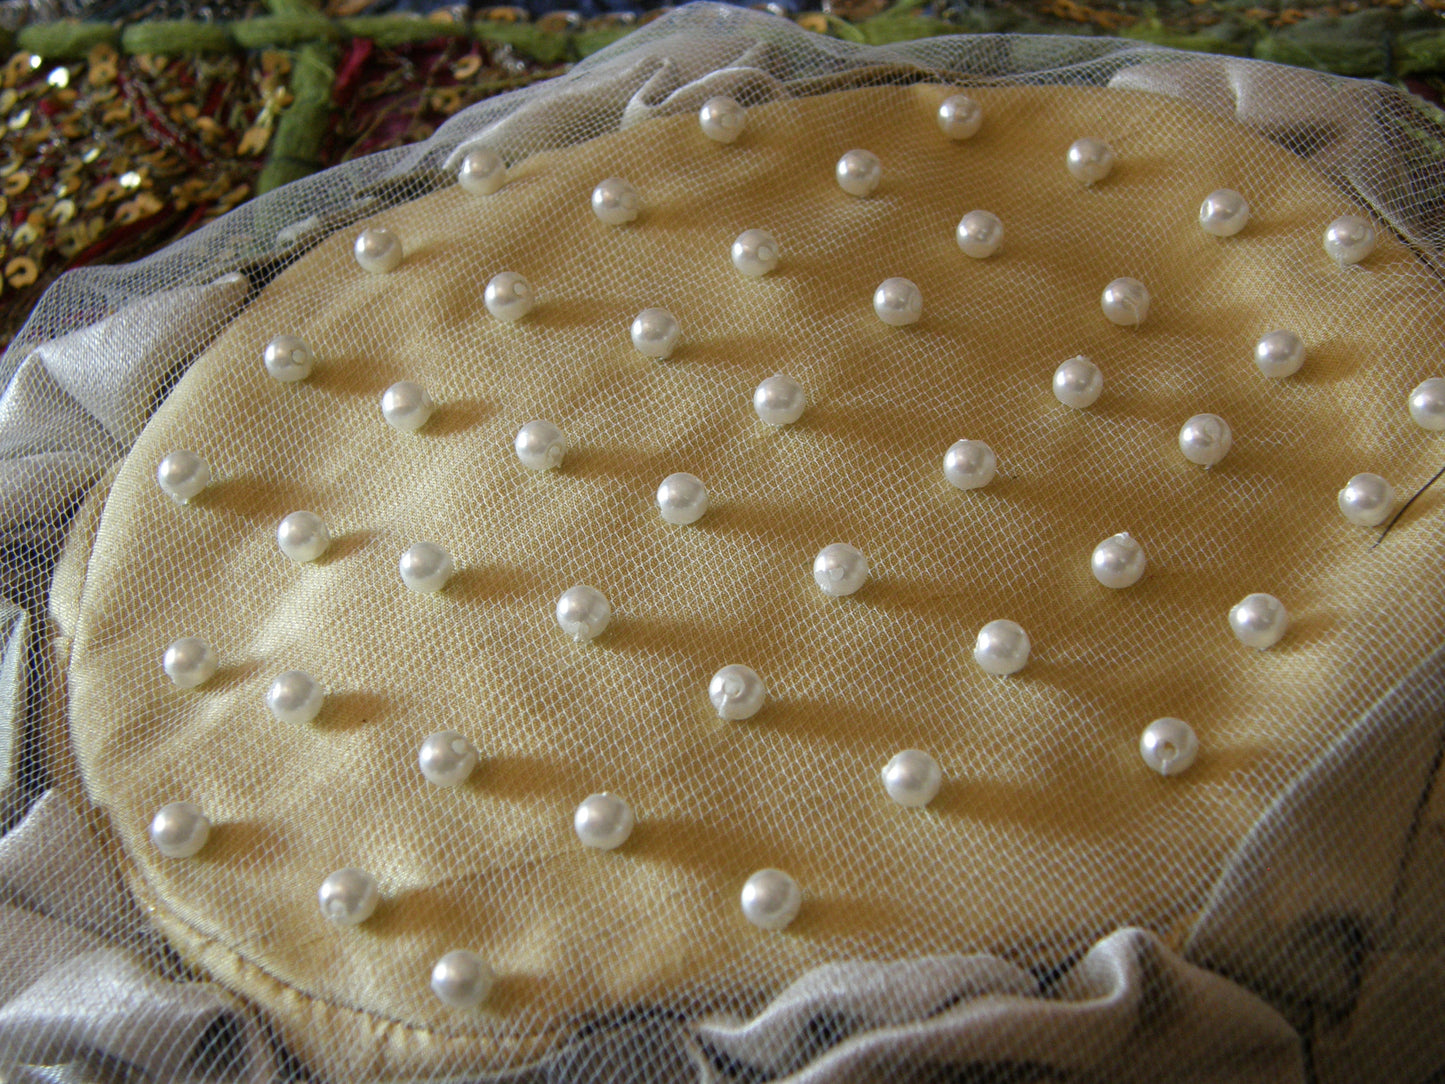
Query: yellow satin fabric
[[53, 82, 1445, 1078]]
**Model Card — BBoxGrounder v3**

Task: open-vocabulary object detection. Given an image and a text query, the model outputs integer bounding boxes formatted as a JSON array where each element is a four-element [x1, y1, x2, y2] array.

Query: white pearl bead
[[1140, 717, 1199, 776], [835, 149, 881, 197], [573, 792, 634, 850], [266, 670, 323, 725], [318, 868, 380, 926], [812, 542, 869, 597], [1323, 215, 1376, 265], [514, 420, 566, 472], [1338, 473, 1394, 526], [380, 381, 434, 432], [656, 472, 708, 525], [631, 308, 681, 359], [1066, 137, 1114, 184], [399, 541, 454, 593], [431, 950, 495, 1009], [591, 176, 640, 225], [943, 439, 996, 490], [1253, 331, 1305, 379], [1408, 377, 1445, 431], [484, 271, 535, 322], [262, 334, 314, 383], [955, 210, 1003, 259], [709, 664, 765, 721], [149, 801, 210, 859], [157, 450, 210, 503], [1198, 189, 1250, 237], [937, 94, 982, 140], [163, 637, 217, 689], [698, 95, 745, 143], [973, 619, 1030, 676], [741, 868, 801, 930], [753, 374, 805, 426], [353, 227, 402, 274], [418, 730, 479, 787], [730, 229, 780, 277], [1052, 355, 1103, 409], [1091, 532, 1146, 589], [556, 585, 611, 642], [1229, 592, 1289, 650], [276, 510, 329, 563], [1100, 278, 1149, 326], [457, 147, 506, 195], [873, 277, 922, 327], [881, 750, 941, 808], [1178, 413, 1233, 467]]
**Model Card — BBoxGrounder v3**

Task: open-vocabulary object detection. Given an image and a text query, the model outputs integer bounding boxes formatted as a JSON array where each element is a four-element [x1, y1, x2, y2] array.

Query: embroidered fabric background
[[4, 7, 1445, 1081]]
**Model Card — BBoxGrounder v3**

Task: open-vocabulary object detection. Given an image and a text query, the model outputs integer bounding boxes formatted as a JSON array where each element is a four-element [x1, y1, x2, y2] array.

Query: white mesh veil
[[3, 6, 1445, 1082]]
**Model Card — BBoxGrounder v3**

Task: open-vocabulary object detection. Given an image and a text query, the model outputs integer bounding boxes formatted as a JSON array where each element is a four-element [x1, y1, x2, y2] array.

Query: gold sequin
[[4, 256, 38, 288], [49, 198, 76, 224], [452, 55, 482, 80], [238, 125, 272, 156], [87, 44, 119, 86], [3, 171, 29, 197], [115, 192, 163, 223]]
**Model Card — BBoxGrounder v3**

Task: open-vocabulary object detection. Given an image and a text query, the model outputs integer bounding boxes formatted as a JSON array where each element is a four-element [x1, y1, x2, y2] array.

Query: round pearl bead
[[943, 439, 996, 490], [955, 210, 1003, 259], [262, 334, 314, 383], [836, 149, 882, 197], [973, 619, 1030, 676], [741, 868, 801, 930], [1140, 717, 1199, 777], [318, 868, 379, 926], [1179, 414, 1233, 467], [937, 94, 982, 140], [157, 450, 210, 503], [418, 730, 479, 787], [380, 381, 434, 432], [353, 227, 402, 274], [458, 147, 506, 195], [574, 792, 634, 850], [631, 308, 681, 359], [556, 585, 611, 642], [163, 637, 217, 689], [1338, 473, 1394, 526], [753, 374, 805, 426], [656, 472, 708, 525], [882, 750, 942, 808], [1067, 137, 1114, 184], [873, 277, 922, 326], [591, 176, 640, 225], [431, 950, 495, 1009], [709, 664, 765, 721], [1229, 592, 1289, 650], [813, 543, 869, 597], [484, 271, 535, 322], [266, 670, 323, 726], [1101, 278, 1149, 326], [1408, 377, 1445, 431], [698, 96, 745, 143], [149, 801, 210, 859], [731, 229, 780, 277], [1198, 189, 1250, 237], [399, 541, 454, 593], [515, 420, 566, 472], [1052, 355, 1103, 409], [276, 511, 329, 563], [1323, 215, 1376, 265], [1254, 331, 1305, 379], [1091, 532, 1146, 589]]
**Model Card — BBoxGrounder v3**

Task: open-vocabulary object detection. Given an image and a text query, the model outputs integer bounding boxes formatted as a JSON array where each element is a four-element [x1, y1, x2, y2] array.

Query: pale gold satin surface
[[58, 83, 1445, 1076]]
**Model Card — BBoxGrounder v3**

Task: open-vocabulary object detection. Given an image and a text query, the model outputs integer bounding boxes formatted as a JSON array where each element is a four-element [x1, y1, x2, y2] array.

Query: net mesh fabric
[[4, 6, 1445, 1082]]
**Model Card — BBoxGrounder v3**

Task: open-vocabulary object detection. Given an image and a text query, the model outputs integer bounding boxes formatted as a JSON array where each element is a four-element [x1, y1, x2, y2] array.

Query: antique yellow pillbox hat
[[6, 6, 1445, 1082]]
